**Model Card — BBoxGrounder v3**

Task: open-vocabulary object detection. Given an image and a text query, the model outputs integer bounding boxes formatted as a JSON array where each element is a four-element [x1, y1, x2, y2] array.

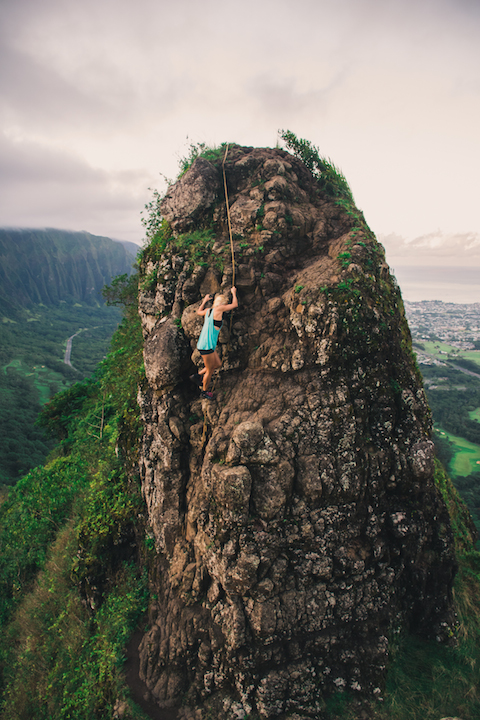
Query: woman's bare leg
[[202, 351, 222, 391]]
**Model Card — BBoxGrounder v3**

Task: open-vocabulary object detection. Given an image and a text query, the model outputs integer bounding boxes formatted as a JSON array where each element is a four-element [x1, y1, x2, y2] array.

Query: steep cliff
[[0, 227, 135, 311], [136, 143, 457, 719]]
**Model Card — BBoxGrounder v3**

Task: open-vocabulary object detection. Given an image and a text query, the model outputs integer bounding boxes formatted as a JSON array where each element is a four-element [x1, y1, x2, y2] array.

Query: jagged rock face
[[136, 146, 457, 719]]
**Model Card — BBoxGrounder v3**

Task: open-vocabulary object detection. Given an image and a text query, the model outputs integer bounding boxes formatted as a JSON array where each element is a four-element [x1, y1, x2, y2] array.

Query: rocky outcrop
[[136, 145, 457, 719]]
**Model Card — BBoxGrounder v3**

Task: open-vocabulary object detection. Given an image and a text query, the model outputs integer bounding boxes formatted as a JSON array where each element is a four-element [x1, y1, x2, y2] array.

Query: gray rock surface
[[136, 145, 457, 719]]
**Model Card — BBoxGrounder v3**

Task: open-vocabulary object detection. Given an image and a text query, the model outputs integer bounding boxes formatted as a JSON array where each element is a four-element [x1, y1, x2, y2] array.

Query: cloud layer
[[381, 231, 480, 268], [1, 0, 480, 247]]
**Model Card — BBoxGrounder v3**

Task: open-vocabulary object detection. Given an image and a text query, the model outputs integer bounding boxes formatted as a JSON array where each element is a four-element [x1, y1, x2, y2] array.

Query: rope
[[222, 144, 236, 288], [200, 144, 236, 447]]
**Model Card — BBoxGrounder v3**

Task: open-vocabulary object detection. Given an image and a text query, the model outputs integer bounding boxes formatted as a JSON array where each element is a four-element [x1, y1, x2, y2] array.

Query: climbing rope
[[200, 144, 236, 447], [222, 143, 236, 289]]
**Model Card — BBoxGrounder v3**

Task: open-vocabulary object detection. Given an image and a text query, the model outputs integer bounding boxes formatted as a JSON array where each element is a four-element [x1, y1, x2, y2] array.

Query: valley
[[0, 228, 136, 485], [404, 300, 480, 533], [0, 301, 122, 485]]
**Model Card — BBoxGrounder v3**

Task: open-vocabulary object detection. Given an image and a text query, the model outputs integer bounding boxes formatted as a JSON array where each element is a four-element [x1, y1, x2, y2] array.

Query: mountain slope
[[0, 228, 136, 311], [0, 227, 136, 484]]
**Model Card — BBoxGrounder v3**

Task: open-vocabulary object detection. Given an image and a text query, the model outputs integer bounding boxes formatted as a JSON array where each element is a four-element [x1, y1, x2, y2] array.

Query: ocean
[[390, 266, 480, 304]]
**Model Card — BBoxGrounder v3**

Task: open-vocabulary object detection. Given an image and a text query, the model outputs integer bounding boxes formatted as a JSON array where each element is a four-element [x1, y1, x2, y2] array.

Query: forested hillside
[[0, 228, 134, 311], [0, 228, 137, 485], [0, 273, 149, 720], [404, 304, 480, 537]]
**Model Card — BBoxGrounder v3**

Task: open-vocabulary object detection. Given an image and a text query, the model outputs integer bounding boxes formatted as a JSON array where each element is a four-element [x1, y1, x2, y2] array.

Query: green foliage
[[0, 228, 134, 310], [73, 465, 143, 591], [378, 622, 480, 720], [434, 460, 477, 553], [0, 301, 123, 484], [140, 267, 158, 293], [102, 273, 139, 307], [450, 356, 480, 374], [337, 250, 352, 268], [140, 213, 216, 272], [423, 366, 480, 446], [140, 188, 166, 240], [172, 229, 216, 265], [454, 472, 480, 536], [375, 549, 480, 720], [99, 311, 145, 451], [0, 458, 88, 627], [0, 369, 54, 484], [140, 216, 173, 259], [178, 141, 227, 176], [0, 530, 147, 720], [280, 129, 355, 204], [39, 379, 99, 445], [433, 428, 455, 467], [0, 267, 148, 717]]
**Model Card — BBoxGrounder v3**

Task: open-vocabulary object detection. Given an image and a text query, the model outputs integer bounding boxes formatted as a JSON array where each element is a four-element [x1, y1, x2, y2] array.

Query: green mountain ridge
[[0, 228, 138, 485], [0, 228, 136, 311]]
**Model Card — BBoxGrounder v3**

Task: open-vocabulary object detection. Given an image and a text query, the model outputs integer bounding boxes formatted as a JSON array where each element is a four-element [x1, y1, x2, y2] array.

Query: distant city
[[404, 300, 480, 368]]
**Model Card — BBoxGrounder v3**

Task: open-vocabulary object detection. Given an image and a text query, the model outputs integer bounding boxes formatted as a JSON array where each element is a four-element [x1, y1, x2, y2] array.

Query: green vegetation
[[433, 426, 480, 534], [0, 228, 135, 486], [280, 129, 355, 204], [140, 142, 227, 238], [416, 356, 480, 537], [0, 302, 122, 485], [439, 430, 480, 477], [1, 546, 147, 720], [421, 365, 480, 446], [178, 141, 227, 176], [417, 340, 480, 371], [0, 228, 134, 309], [0, 271, 148, 720], [140, 218, 216, 271], [337, 250, 352, 268], [469, 407, 480, 423]]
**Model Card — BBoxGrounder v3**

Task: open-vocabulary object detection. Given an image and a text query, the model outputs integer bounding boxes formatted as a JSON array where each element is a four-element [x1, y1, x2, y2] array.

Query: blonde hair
[[213, 294, 228, 306]]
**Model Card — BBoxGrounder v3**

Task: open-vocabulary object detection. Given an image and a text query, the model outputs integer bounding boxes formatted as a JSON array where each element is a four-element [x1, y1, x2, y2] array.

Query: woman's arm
[[216, 287, 238, 313], [197, 294, 213, 316]]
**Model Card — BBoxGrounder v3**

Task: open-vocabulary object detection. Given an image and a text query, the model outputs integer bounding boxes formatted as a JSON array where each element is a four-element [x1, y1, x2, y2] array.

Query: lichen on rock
[[136, 143, 457, 719]]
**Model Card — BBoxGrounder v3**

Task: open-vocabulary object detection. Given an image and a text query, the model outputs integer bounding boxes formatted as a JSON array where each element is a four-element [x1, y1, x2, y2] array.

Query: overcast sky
[[1, 0, 480, 268]]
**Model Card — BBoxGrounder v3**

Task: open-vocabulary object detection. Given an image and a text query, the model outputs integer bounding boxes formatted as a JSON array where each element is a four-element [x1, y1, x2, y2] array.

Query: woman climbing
[[194, 287, 238, 399]]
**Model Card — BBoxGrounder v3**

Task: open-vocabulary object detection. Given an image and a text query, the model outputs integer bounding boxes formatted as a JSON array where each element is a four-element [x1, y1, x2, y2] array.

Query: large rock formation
[[136, 145, 457, 719]]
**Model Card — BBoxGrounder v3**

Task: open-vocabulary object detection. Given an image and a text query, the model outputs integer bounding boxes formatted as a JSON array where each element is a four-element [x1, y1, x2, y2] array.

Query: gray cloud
[[0, 0, 479, 245], [380, 231, 480, 267], [0, 133, 153, 242]]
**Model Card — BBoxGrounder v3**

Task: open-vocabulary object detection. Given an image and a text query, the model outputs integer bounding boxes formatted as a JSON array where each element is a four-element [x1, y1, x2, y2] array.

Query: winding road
[[64, 329, 84, 368]]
